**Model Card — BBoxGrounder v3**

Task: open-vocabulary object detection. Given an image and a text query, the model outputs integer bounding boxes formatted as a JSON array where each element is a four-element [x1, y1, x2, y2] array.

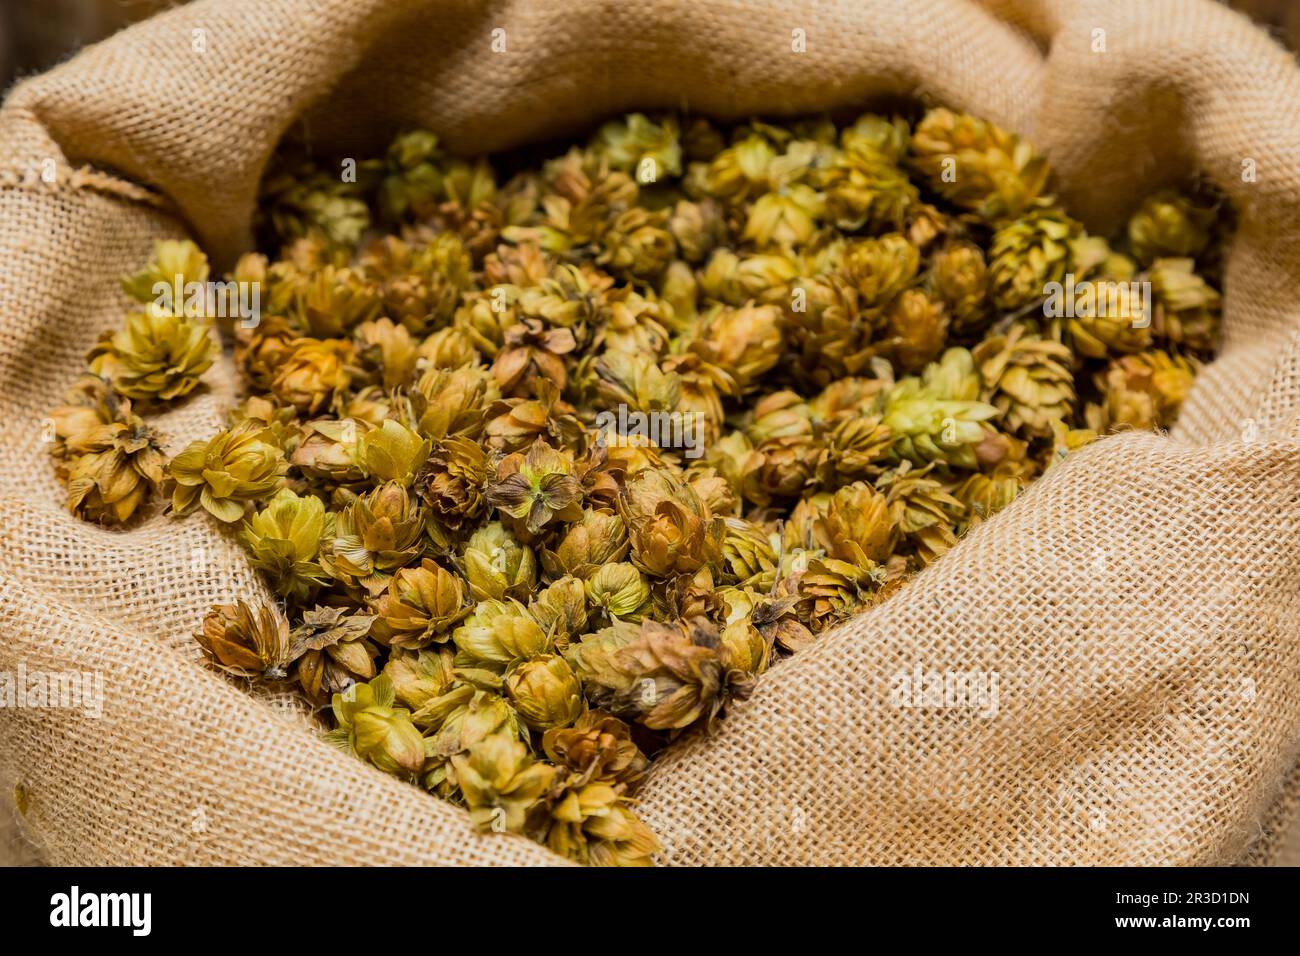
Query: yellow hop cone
[[988, 208, 1080, 311], [504, 653, 584, 730], [452, 598, 549, 666], [327, 675, 426, 779], [974, 324, 1076, 438], [271, 337, 353, 414], [88, 310, 216, 403], [450, 732, 556, 833], [909, 107, 1051, 221], [1127, 189, 1214, 266], [814, 481, 897, 566], [165, 419, 287, 523], [460, 521, 538, 601], [240, 487, 330, 601], [120, 239, 211, 306], [355, 418, 431, 486]]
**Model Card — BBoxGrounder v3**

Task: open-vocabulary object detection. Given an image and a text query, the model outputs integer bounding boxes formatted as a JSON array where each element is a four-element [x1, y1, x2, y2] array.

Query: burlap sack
[[1, 0, 1299, 866]]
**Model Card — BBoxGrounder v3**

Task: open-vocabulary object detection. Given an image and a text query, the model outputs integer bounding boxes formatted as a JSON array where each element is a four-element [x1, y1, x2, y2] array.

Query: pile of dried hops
[[47, 108, 1226, 863]]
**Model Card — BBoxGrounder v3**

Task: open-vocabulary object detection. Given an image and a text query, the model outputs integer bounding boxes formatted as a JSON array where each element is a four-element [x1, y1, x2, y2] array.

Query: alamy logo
[[1042, 273, 1151, 327], [152, 274, 261, 328], [0, 663, 103, 718], [889, 662, 999, 718], [49, 886, 151, 936], [594, 405, 705, 459]]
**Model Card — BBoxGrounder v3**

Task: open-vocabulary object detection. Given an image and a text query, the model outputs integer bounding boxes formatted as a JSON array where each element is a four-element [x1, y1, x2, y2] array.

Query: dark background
[[0, 1, 1296, 97]]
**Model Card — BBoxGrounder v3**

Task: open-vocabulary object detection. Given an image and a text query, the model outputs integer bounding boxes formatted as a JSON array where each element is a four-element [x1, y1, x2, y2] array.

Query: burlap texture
[[1, 0, 1298, 866]]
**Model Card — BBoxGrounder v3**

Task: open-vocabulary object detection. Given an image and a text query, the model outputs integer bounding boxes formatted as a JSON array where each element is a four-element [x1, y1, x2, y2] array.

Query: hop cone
[[88, 310, 215, 403], [988, 209, 1081, 311], [973, 324, 1076, 438], [1150, 257, 1220, 352], [909, 108, 1051, 221], [883, 348, 999, 469]]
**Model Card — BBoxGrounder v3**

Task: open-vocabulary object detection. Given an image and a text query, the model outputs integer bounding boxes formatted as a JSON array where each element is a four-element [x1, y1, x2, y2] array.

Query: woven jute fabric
[[1, 0, 1298, 866]]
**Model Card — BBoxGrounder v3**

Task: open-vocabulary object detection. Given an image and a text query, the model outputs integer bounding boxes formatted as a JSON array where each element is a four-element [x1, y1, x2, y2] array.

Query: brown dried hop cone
[[793, 557, 882, 634], [928, 241, 990, 337], [493, 318, 577, 395], [370, 559, 470, 649], [690, 303, 784, 394], [415, 434, 490, 532], [486, 440, 585, 535], [818, 413, 893, 486], [885, 288, 949, 373], [542, 710, 648, 786], [319, 481, 424, 595], [53, 388, 166, 526], [293, 605, 380, 702], [781, 273, 872, 389], [196, 601, 295, 680], [569, 617, 753, 735], [48, 376, 132, 464], [619, 467, 726, 577], [909, 107, 1051, 221], [1086, 350, 1198, 433], [271, 337, 353, 413]]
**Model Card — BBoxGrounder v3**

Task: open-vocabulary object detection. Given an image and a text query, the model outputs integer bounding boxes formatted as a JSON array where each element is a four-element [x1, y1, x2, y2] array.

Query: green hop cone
[[165, 419, 287, 523], [88, 310, 216, 403], [326, 675, 427, 779], [240, 487, 330, 601]]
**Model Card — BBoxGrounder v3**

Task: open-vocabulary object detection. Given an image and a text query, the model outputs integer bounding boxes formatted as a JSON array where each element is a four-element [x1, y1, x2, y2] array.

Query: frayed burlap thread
[[1, 0, 1298, 865]]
